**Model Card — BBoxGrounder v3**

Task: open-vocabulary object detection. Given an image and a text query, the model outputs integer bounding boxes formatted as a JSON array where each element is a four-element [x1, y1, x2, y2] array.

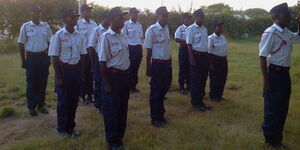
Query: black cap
[[193, 9, 205, 17], [29, 5, 42, 12], [129, 7, 140, 14], [213, 20, 224, 28], [81, 4, 93, 12], [156, 6, 168, 15], [109, 7, 128, 18], [101, 11, 110, 19], [270, 3, 293, 14], [62, 9, 80, 19], [182, 13, 192, 20]]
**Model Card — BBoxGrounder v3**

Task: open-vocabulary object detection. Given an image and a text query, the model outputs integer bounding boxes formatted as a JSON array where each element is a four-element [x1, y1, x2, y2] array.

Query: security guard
[[88, 11, 110, 113], [77, 4, 97, 103], [48, 9, 87, 137], [18, 5, 52, 116], [97, 7, 129, 150], [144, 6, 171, 128], [208, 20, 228, 102], [259, 3, 300, 148], [122, 7, 144, 93], [186, 9, 212, 111], [174, 13, 193, 94]]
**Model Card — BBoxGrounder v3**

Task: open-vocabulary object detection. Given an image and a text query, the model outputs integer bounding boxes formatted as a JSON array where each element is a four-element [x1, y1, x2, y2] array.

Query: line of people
[[17, 2, 300, 150]]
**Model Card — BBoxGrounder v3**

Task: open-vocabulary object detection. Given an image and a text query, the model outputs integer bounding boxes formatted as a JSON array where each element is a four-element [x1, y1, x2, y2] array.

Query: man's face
[[184, 17, 193, 26], [83, 8, 92, 18], [64, 16, 79, 27], [215, 25, 223, 34], [112, 14, 126, 29], [277, 12, 291, 27], [130, 12, 138, 22], [195, 15, 205, 25], [30, 11, 41, 21], [102, 17, 110, 27], [157, 13, 168, 26]]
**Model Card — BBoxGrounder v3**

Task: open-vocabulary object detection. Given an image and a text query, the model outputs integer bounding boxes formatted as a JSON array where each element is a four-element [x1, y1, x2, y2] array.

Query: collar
[[182, 24, 187, 28], [98, 24, 105, 31], [129, 19, 138, 24], [155, 21, 167, 30], [193, 23, 202, 28], [108, 28, 121, 35], [213, 33, 221, 37], [30, 21, 43, 26], [273, 23, 285, 32], [81, 18, 94, 24], [62, 27, 79, 35]]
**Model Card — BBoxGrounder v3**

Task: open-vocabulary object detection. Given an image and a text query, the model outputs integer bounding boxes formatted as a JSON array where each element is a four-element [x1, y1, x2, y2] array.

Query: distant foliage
[[0, 1, 299, 40]]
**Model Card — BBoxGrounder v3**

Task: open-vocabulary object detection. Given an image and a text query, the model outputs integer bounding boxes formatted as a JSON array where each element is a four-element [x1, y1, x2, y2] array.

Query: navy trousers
[[94, 54, 102, 109], [55, 64, 82, 133], [149, 61, 172, 121], [262, 66, 291, 144], [128, 45, 143, 90], [190, 53, 210, 106], [178, 46, 190, 90], [102, 69, 130, 144], [80, 54, 93, 98], [209, 55, 228, 99], [26, 54, 50, 110]]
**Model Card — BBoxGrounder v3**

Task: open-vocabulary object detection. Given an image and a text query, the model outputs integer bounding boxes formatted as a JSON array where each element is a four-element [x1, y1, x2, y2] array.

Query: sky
[[88, 0, 299, 12]]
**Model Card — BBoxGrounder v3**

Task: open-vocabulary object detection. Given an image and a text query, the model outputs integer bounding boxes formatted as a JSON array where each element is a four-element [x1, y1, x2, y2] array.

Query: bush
[[0, 106, 15, 117], [0, 39, 18, 54]]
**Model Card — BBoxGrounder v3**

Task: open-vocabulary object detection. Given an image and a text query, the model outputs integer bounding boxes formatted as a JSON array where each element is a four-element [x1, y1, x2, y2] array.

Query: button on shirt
[[97, 28, 130, 71], [88, 24, 108, 51], [259, 23, 300, 67], [208, 33, 228, 57], [77, 18, 97, 48], [144, 22, 171, 60], [122, 19, 143, 45], [174, 24, 188, 41], [48, 28, 87, 65], [186, 23, 208, 52], [18, 21, 52, 52]]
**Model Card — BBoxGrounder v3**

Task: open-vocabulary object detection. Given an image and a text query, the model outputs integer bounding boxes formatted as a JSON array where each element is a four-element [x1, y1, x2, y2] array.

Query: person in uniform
[[122, 7, 144, 93], [186, 9, 212, 111], [259, 3, 300, 148], [144, 6, 172, 128], [88, 11, 110, 113], [77, 4, 97, 103], [48, 9, 86, 137], [97, 7, 130, 150], [18, 5, 52, 116], [174, 13, 193, 94], [208, 20, 228, 102]]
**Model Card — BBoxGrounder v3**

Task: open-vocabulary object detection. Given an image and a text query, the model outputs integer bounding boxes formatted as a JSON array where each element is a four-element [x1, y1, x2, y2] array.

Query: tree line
[[0, 0, 300, 40]]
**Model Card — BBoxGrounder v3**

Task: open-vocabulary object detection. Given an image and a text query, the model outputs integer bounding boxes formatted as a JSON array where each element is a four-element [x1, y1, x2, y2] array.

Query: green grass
[[0, 40, 300, 150]]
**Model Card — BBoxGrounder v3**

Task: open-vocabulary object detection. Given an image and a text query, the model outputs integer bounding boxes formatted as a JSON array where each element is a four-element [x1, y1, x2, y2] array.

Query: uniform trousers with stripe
[[55, 63, 82, 133], [178, 46, 190, 90], [262, 65, 291, 144], [101, 69, 130, 144], [26, 54, 50, 110], [149, 60, 172, 121], [208, 54, 228, 99]]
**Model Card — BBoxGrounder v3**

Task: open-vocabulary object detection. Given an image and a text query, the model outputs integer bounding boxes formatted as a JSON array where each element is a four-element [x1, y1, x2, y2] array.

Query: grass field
[[0, 40, 300, 150]]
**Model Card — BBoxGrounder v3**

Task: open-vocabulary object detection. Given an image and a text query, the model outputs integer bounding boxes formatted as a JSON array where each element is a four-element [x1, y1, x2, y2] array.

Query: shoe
[[67, 129, 81, 137], [58, 131, 67, 137], [79, 96, 86, 103], [219, 97, 228, 101], [192, 105, 212, 111], [131, 87, 140, 93], [179, 89, 186, 94], [38, 107, 49, 114], [266, 142, 286, 149], [151, 120, 167, 128], [87, 96, 95, 103], [211, 98, 221, 102], [96, 108, 103, 114], [29, 109, 38, 116], [109, 141, 125, 150]]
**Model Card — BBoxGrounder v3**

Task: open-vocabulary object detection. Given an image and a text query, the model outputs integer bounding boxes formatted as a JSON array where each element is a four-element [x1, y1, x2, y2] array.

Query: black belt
[[269, 64, 290, 72]]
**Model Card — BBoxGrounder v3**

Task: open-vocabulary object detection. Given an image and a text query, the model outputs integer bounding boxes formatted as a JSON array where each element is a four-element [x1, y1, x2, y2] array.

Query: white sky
[[88, 0, 298, 12]]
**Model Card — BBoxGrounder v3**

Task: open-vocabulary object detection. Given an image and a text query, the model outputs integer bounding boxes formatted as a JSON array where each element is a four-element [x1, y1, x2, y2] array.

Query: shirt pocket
[[127, 27, 136, 38], [193, 33, 201, 43], [109, 41, 122, 58], [154, 35, 165, 43]]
